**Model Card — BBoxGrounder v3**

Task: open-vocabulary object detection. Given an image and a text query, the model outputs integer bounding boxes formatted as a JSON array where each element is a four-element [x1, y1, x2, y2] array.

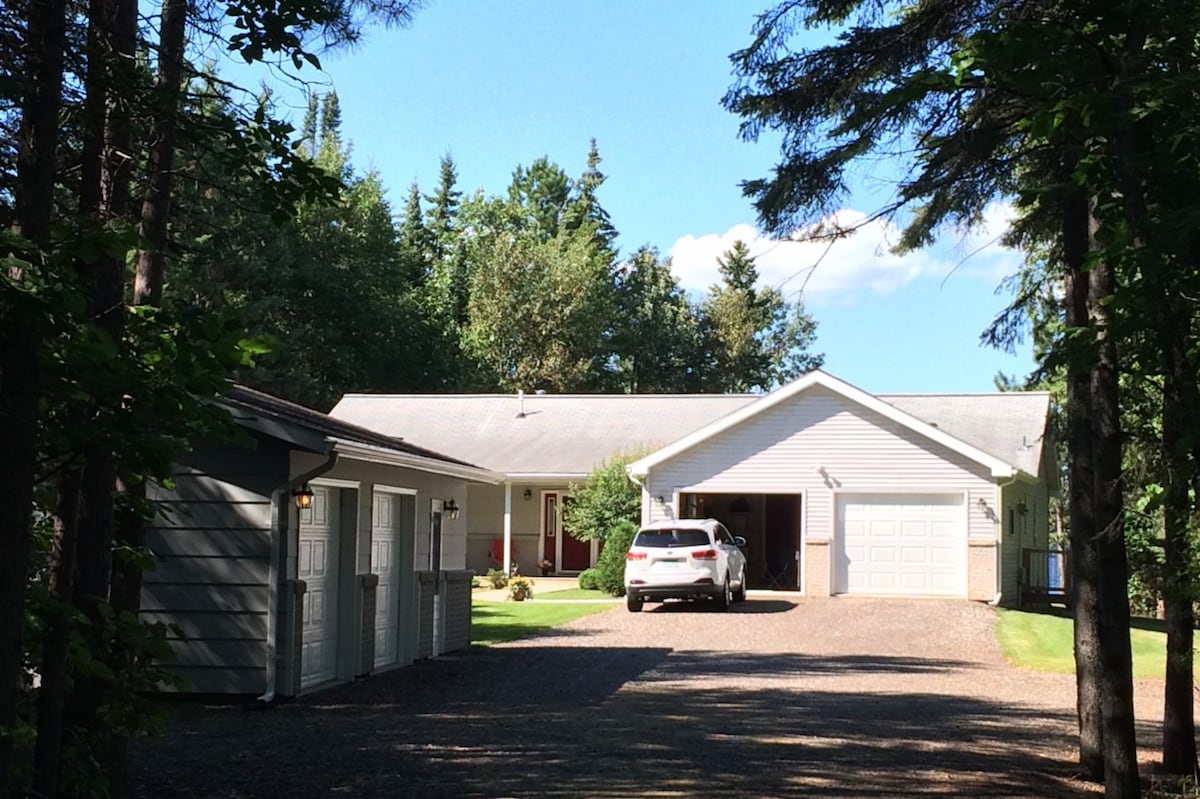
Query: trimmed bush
[[595, 519, 638, 596], [578, 568, 601, 590]]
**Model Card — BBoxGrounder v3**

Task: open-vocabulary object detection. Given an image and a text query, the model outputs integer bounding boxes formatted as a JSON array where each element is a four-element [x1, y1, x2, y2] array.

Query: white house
[[331, 370, 1055, 604]]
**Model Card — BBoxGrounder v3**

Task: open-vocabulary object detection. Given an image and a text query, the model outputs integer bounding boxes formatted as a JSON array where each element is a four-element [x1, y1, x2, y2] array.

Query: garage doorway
[[834, 493, 966, 596], [679, 492, 802, 590]]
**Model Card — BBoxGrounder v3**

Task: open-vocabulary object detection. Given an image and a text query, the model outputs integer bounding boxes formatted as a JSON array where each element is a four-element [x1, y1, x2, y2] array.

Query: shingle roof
[[330, 386, 1051, 479], [880, 392, 1052, 477], [224, 384, 481, 468], [329, 393, 757, 476]]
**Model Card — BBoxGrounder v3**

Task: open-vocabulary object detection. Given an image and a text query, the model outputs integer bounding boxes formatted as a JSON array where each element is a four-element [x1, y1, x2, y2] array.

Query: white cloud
[[667, 203, 1023, 304]]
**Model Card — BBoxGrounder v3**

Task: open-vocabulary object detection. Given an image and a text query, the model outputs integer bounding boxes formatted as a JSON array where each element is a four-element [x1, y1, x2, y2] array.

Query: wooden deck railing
[[1019, 547, 1070, 609]]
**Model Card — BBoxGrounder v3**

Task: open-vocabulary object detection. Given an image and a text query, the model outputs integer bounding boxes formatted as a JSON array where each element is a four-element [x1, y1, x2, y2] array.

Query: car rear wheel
[[715, 575, 732, 611], [626, 592, 644, 613], [732, 568, 746, 602]]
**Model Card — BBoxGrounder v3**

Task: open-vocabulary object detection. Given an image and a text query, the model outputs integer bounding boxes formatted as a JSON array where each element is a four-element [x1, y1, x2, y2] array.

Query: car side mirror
[[734, 536, 747, 548]]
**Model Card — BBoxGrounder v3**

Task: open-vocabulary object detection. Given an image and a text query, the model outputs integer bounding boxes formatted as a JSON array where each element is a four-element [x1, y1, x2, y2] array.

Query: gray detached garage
[[143, 386, 500, 698], [628, 371, 1054, 603]]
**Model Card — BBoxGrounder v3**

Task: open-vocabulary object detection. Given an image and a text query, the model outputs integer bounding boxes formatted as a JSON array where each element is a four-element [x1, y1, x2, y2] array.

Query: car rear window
[[634, 529, 711, 548]]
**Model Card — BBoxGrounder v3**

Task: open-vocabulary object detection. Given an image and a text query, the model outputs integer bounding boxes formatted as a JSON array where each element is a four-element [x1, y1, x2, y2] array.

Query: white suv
[[624, 518, 748, 612]]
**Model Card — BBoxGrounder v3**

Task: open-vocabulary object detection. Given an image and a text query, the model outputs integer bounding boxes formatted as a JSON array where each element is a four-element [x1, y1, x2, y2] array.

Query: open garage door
[[835, 493, 966, 597], [679, 492, 801, 589]]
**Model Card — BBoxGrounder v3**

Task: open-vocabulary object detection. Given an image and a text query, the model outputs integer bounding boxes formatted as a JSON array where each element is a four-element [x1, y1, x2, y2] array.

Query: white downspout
[[260, 451, 339, 704]]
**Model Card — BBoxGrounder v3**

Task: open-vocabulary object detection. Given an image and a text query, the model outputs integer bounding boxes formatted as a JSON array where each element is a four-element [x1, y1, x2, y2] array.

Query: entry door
[[371, 492, 400, 669], [546, 493, 591, 572], [299, 486, 339, 689]]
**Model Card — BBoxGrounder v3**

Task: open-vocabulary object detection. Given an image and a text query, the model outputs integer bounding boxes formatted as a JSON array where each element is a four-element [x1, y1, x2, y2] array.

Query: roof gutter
[[333, 440, 503, 484], [261, 451, 339, 704]]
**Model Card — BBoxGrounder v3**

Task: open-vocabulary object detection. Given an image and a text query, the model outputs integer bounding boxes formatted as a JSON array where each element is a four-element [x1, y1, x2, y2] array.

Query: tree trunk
[[132, 0, 186, 308], [1088, 250, 1139, 797], [32, 472, 82, 799], [1160, 334, 1197, 775], [1062, 183, 1105, 782], [65, 2, 138, 794], [0, 0, 68, 794], [112, 0, 189, 622]]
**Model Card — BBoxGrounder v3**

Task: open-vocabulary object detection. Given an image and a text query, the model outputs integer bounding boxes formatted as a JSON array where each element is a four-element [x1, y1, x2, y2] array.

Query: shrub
[[578, 568, 601, 590], [594, 519, 638, 596], [562, 452, 644, 541], [486, 568, 509, 589]]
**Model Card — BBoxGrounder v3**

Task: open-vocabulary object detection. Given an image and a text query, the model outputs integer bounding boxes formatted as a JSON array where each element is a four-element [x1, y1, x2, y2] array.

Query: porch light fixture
[[523, 488, 532, 501], [293, 484, 314, 510], [445, 498, 460, 519], [1016, 500, 1028, 516]]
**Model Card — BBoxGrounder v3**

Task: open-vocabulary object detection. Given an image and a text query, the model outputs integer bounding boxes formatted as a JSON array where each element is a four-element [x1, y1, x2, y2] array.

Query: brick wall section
[[968, 542, 998, 603], [804, 540, 830, 596], [357, 573, 379, 676], [417, 571, 436, 659], [442, 571, 474, 653]]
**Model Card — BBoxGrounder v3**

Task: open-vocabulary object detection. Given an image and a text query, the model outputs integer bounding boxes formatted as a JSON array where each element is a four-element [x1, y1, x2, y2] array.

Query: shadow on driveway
[[127, 641, 1088, 798]]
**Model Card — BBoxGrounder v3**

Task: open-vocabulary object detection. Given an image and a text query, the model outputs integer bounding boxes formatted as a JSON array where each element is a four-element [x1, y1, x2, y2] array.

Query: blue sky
[[253, 0, 1036, 394]]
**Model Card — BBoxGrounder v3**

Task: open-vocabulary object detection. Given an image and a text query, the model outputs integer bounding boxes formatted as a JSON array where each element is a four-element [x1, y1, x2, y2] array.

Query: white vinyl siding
[[999, 478, 1052, 602], [646, 384, 999, 575]]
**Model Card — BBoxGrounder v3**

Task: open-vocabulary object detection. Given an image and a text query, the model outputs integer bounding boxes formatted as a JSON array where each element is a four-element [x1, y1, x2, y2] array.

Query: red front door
[[545, 492, 591, 572]]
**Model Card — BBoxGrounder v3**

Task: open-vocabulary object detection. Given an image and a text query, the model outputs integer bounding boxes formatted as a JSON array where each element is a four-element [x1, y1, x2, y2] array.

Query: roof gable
[[627, 371, 1034, 479]]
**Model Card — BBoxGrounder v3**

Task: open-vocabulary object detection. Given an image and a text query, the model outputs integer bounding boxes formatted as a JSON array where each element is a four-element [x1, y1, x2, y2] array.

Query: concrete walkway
[[471, 575, 620, 602]]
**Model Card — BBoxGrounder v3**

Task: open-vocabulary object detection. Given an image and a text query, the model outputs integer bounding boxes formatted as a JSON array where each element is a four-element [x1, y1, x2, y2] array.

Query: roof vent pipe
[[517, 389, 525, 418]]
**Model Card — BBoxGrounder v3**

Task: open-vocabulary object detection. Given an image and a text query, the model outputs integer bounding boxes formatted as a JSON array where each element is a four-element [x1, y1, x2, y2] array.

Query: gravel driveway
[[127, 597, 1170, 798]]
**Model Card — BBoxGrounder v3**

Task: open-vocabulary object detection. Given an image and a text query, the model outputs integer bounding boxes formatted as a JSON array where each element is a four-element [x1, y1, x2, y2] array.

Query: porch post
[[502, 481, 513, 574]]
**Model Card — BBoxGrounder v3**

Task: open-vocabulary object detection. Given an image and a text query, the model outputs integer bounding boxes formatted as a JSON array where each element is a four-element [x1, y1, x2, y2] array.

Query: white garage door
[[836, 493, 965, 597], [299, 486, 340, 689], [371, 492, 400, 669]]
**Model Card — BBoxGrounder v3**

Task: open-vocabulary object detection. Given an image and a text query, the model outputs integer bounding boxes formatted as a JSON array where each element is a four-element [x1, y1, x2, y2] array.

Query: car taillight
[[691, 549, 718, 560], [626, 551, 647, 561]]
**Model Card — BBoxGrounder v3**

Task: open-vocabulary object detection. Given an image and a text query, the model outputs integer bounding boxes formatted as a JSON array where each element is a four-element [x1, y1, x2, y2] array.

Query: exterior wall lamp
[[523, 488, 532, 501], [293, 484, 314, 510], [445, 497, 460, 519]]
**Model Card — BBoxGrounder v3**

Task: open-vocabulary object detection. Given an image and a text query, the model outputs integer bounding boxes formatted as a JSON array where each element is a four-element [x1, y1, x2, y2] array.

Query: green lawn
[[535, 588, 613, 600], [471, 600, 613, 647], [996, 609, 1196, 679]]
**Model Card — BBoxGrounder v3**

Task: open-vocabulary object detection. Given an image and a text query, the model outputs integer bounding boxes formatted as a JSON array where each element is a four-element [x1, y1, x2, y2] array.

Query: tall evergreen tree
[[701, 241, 821, 392]]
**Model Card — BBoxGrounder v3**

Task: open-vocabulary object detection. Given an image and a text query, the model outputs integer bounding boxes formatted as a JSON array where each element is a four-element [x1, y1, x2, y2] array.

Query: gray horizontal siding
[[159, 666, 266, 695], [142, 584, 268, 613], [143, 556, 268, 585], [141, 435, 288, 695], [143, 611, 267, 641]]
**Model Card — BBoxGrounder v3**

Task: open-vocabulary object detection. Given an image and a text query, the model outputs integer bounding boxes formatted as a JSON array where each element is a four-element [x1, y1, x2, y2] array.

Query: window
[[634, 529, 711, 548]]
